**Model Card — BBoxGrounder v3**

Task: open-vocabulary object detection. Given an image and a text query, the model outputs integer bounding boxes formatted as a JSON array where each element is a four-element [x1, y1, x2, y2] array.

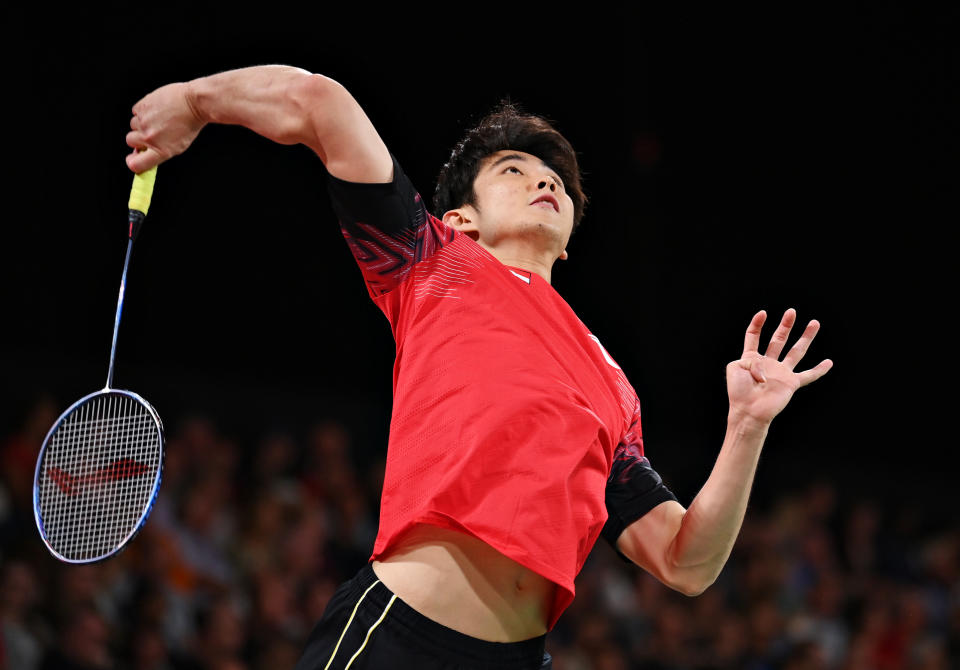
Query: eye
[[504, 165, 523, 175]]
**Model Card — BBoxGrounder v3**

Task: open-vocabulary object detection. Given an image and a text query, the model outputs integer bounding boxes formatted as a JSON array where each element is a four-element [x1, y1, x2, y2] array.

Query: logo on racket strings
[[46, 459, 153, 497]]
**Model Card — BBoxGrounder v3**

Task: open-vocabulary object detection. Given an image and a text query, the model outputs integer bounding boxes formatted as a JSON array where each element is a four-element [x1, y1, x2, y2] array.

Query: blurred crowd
[[1, 396, 957, 670]]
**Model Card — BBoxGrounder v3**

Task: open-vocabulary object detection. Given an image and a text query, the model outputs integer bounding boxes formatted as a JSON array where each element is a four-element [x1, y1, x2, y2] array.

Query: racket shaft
[[106, 239, 134, 389]]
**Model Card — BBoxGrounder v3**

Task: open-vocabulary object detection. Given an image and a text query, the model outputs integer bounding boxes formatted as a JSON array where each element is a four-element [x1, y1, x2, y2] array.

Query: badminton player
[[126, 66, 832, 670]]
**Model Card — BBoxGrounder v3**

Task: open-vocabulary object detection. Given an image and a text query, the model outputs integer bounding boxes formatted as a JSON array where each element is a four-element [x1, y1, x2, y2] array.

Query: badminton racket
[[33, 167, 165, 563]]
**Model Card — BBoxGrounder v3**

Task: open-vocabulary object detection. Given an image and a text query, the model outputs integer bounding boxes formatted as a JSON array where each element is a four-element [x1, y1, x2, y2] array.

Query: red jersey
[[328, 157, 675, 629]]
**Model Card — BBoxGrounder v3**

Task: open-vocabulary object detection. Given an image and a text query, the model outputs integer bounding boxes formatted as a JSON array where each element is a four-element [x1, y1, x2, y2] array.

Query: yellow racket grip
[[128, 165, 158, 216]]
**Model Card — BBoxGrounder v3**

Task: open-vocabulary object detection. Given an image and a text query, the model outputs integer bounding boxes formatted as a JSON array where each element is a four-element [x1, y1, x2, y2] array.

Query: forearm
[[186, 67, 318, 147], [129, 65, 391, 181], [667, 412, 769, 589], [187, 66, 387, 174]]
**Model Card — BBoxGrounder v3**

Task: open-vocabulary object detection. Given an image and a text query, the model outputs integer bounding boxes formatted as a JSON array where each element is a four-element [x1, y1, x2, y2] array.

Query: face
[[442, 150, 574, 261]]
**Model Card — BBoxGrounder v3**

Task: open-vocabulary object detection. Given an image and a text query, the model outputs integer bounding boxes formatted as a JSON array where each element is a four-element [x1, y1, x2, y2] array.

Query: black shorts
[[295, 563, 552, 670]]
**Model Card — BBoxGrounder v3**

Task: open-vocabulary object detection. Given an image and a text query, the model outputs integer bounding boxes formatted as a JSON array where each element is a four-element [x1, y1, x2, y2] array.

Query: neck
[[477, 240, 557, 284]]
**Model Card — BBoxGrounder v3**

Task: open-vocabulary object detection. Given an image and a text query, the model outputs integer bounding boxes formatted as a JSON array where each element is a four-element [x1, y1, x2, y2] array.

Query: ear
[[442, 206, 480, 241], [559, 249, 569, 261]]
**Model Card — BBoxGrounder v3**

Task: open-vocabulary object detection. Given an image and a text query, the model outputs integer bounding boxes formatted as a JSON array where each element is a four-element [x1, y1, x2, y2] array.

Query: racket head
[[33, 389, 164, 563]]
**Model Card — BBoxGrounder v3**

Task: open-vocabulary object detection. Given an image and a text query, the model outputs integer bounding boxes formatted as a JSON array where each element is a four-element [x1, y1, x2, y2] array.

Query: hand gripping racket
[[33, 167, 164, 563]]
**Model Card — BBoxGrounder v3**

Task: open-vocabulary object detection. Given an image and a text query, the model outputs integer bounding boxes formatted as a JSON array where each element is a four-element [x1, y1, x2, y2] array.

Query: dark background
[[3, 4, 954, 513]]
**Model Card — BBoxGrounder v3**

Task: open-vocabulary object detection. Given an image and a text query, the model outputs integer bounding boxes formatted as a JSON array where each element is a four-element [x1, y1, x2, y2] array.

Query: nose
[[537, 176, 557, 192]]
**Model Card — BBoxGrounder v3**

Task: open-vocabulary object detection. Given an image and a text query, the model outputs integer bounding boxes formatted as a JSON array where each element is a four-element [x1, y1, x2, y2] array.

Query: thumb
[[738, 356, 767, 383], [126, 147, 162, 174]]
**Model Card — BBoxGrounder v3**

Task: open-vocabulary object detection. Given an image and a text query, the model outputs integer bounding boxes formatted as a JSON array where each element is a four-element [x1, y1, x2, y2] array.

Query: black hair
[[433, 102, 587, 228]]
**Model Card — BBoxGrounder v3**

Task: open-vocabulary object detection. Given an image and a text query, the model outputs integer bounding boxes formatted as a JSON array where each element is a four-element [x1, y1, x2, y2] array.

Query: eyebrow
[[486, 153, 530, 171]]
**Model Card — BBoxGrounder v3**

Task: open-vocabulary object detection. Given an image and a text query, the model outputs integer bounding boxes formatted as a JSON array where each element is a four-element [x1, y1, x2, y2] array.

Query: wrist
[[183, 79, 210, 126], [726, 409, 771, 437]]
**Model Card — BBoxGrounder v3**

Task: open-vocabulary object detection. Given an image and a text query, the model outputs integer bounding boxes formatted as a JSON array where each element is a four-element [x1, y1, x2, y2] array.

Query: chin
[[529, 221, 568, 247]]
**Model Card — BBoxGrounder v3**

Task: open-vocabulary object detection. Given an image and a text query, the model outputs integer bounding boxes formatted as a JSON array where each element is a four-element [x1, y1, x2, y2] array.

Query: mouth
[[530, 194, 560, 212]]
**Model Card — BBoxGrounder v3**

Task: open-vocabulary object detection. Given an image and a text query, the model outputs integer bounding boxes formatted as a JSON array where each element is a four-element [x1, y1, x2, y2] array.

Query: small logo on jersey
[[509, 269, 531, 284], [588, 334, 621, 370]]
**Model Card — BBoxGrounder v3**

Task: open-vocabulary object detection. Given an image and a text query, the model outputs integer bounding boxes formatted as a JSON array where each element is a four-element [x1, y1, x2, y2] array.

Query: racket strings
[[38, 393, 162, 561]]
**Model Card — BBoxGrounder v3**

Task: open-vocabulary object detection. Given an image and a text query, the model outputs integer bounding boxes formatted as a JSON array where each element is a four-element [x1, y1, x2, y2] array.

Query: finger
[[783, 320, 821, 370], [763, 308, 796, 360], [738, 356, 767, 383], [796, 359, 833, 387], [742, 310, 767, 357], [126, 147, 162, 173], [125, 130, 143, 149]]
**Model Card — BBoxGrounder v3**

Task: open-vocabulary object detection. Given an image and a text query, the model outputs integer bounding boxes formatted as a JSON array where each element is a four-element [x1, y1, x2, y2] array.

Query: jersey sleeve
[[601, 399, 678, 549], [327, 155, 455, 300]]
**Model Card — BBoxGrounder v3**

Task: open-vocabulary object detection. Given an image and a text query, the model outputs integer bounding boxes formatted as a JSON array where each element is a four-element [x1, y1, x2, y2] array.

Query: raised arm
[[616, 309, 832, 596], [125, 65, 392, 183]]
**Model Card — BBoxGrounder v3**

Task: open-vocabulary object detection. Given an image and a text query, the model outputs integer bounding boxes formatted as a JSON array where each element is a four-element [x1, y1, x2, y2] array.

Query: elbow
[[664, 563, 718, 597], [275, 73, 345, 150], [661, 536, 724, 597], [292, 72, 345, 108], [672, 575, 714, 597], [290, 74, 352, 148]]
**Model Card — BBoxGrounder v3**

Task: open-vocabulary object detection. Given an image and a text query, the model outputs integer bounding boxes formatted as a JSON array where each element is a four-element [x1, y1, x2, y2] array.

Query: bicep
[[615, 499, 686, 586]]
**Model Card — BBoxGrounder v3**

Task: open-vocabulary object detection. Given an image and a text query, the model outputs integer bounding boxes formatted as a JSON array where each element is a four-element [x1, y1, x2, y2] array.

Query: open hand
[[126, 82, 205, 173], [726, 309, 833, 425]]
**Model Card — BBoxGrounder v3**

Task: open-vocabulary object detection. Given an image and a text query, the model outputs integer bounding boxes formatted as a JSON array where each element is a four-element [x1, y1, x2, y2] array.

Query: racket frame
[[33, 387, 165, 564]]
